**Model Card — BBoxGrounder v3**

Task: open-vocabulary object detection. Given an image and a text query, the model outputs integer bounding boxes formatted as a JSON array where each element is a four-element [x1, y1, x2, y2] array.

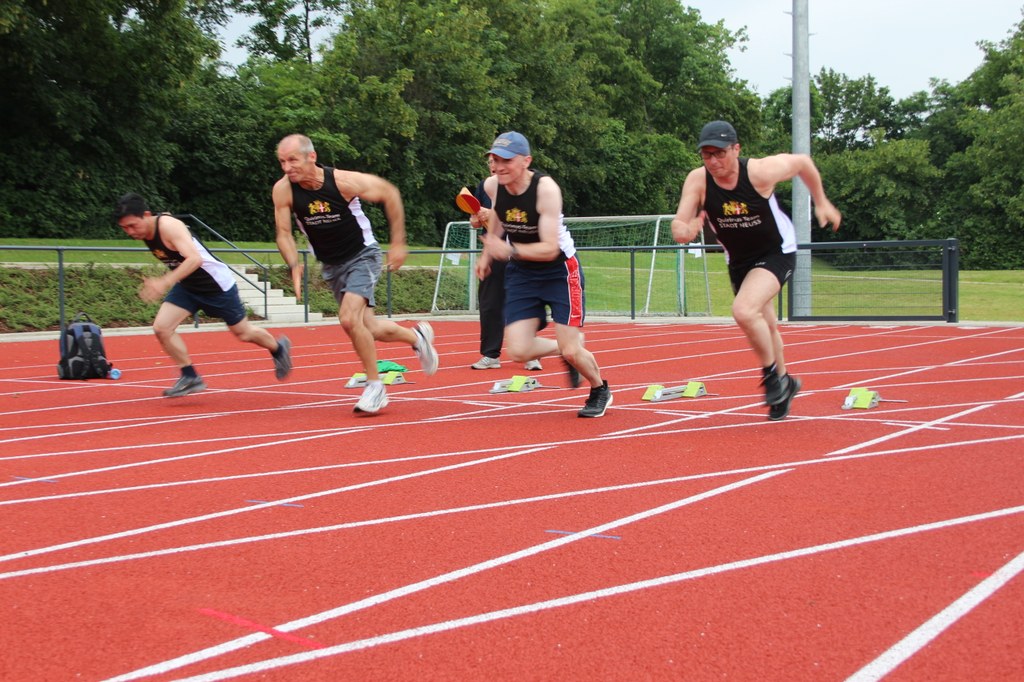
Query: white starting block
[[490, 375, 541, 394], [345, 371, 408, 388], [642, 381, 712, 402], [841, 387, 907, 409]]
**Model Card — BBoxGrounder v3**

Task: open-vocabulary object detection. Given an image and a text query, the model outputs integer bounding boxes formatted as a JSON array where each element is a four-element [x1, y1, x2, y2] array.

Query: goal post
[[432, 214, 711, 317]]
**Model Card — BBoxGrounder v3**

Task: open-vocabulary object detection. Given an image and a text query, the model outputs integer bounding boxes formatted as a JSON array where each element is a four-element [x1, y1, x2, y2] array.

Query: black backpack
[[57, 312, 113, 380]]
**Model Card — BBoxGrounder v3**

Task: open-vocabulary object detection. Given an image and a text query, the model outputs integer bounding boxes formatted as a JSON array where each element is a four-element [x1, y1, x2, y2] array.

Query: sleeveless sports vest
[[289, 165, 376, 265], [494, 171, 575, 268], [703, 159, 796, 266], [144, 216, 235, 295]]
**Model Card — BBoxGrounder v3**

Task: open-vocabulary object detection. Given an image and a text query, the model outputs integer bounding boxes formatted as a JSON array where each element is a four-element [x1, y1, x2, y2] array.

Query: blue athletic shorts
[[164, 283, 248, 326], [504, 255, 586, 329], [321, 245, 382, 307], [728, 251, 796, 295]]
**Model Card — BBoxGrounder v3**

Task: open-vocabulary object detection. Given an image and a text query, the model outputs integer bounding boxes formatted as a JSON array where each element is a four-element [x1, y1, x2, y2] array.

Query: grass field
[[1, 239, 1021, 325]]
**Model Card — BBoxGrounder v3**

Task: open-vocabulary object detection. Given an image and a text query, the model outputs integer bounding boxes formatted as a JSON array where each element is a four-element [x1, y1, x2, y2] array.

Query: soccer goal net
[[431, 215, 712, 317]]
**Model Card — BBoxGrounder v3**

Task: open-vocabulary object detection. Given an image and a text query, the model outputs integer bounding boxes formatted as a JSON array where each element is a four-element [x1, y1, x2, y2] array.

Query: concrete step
[[228, 266, 321, 323], [256, 310, 324, 323]]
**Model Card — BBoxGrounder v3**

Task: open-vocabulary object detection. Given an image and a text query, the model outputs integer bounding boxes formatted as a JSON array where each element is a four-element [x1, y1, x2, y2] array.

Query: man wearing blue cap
[[471, 131, 612, 418], [671, 121, 841, 420]]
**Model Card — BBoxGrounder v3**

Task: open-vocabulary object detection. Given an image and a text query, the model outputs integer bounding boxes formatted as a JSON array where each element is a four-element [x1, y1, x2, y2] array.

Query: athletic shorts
[[504, 255, 585, 329], [164, 283, 247, 326], [321, 245, 382, 307], [728, 251, 796, 295]]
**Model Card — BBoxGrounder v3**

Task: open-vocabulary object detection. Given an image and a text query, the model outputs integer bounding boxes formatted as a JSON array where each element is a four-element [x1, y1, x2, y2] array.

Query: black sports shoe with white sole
[[768, 375, 801, 421], [163, 374, 207, 398], [578, 380, 612, 418]]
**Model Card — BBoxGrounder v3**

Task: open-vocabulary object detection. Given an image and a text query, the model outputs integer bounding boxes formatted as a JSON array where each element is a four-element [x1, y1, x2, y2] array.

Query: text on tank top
[[289, 165, 376, 265], [494, 171, 568, 267], [703, 158, 795, 265]]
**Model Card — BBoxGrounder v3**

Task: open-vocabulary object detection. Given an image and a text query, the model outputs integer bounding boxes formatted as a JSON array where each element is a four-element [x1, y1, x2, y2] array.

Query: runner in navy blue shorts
[[472, 132, 611, 418], [115, 193, 292, 398]]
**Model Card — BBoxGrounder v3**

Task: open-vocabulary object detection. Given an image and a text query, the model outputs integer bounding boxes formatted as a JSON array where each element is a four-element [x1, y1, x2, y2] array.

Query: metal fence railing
[[0, 238, 959, 329], [784, 239, 959, 322]]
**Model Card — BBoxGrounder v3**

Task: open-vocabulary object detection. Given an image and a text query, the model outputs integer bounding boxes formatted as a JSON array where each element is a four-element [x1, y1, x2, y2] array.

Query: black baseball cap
[[697, 121, 738, 150]]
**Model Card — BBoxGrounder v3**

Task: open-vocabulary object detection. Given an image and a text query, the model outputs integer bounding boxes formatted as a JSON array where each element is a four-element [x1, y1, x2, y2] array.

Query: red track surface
[[1, 320, 1022, 681]]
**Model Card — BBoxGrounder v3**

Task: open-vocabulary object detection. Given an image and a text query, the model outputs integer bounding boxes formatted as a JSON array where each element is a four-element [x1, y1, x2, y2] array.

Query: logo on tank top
[[504, 207, 528, 224], [152, 249, 168, 260], [722, 201, 749, 216], [308, 200, 332, 214]]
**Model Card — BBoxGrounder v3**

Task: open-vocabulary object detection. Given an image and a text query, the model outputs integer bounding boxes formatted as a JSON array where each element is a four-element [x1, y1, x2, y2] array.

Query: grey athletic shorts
[[321, 245, 382, 307]]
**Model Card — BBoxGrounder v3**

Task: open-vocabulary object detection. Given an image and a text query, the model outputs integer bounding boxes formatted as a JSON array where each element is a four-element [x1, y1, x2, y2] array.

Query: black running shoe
[[562, 357, 581, 389], [768, 375, 801, 421], [273, 336, 293, 380], [163, 374, 207, 398], [761, 371, 785, 405], [578, 380, 612, 418]]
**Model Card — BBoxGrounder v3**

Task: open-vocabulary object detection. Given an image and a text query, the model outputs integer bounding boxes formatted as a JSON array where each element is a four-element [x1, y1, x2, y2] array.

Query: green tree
[[166, 65, 280, 239], [229, 0, 343, 63], [922, 14, 1024, 268], [0, 0, 216, 237], [815, 136, 942, 244], [614, 0, 761, 141]]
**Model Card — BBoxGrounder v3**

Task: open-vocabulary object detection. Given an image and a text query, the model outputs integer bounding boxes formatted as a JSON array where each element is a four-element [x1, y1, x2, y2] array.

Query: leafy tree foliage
[[930, 16, 1024, 268], [0, 1, 1022, 271], [0, 0, 216, 237], [229, 0, 343, 63]]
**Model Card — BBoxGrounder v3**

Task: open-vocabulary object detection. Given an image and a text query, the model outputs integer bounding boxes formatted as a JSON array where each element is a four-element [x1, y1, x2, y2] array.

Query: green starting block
[[842, 387, 880, 409], [841, 387, 907, 409], [642, 381, 711, 402], [490, 375, 541, 394], [345, 371, 407, 388]]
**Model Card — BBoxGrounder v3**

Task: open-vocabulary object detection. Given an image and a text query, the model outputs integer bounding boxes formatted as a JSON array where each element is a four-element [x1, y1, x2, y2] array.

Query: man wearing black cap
[[471, 131, 612, 418], [671, 121, 841, 420]]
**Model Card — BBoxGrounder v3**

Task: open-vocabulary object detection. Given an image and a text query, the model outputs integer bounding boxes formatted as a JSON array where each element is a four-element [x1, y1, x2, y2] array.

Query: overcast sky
[[687, 0, 1024, 99]]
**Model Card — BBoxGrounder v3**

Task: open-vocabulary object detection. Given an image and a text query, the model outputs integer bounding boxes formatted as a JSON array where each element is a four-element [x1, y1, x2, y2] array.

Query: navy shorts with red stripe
[[503, 255, 586, 329]]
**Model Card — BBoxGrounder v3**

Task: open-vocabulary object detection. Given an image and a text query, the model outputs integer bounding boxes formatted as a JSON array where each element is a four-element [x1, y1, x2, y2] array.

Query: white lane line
[[106, 469, 788, 681], [5, 430, 1023, 582], [846, 548, 1024, 682], [0, 446, 556, 565], [157, 505, 1024, 682], [827, 404, 995, 456]]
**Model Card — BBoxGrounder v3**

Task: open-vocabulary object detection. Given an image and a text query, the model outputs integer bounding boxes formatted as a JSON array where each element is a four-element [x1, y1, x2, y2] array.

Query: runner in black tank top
[[474, 131, 612, 418], [671, 120, 841, 421], [115, 193, 292, 397], [272, 134, 439, 415]]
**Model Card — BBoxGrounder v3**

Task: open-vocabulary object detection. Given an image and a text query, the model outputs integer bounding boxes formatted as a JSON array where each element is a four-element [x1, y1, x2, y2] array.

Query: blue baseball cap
[[487, 131, 531, 159]]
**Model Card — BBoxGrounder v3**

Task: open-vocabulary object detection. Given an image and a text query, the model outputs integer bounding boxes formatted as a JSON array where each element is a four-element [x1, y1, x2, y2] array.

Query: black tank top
[[143, 216, 227, 295], [289, 165, 376, 265], [703, 159, 795, 266], [494, 171, 566, 267]]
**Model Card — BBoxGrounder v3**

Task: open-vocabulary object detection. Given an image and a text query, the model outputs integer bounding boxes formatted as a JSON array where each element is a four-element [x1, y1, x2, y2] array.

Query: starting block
[[490, 375, 541, 394], [642, 381, 711, 402], [842, 388, 880, 409], [345, 371, 407, 389], [841, 387, 907, 409]]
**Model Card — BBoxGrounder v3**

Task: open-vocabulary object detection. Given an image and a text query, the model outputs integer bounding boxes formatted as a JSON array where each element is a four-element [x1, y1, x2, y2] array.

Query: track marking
[[106, 470, 788, 681], [198, 609, 325, 650], [846, 548, 1024, 681], [0, 446, 557, 565], [145, 504, 1024, 682], [827, 404, 995, 456], [3, 434, 1022, 582]]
